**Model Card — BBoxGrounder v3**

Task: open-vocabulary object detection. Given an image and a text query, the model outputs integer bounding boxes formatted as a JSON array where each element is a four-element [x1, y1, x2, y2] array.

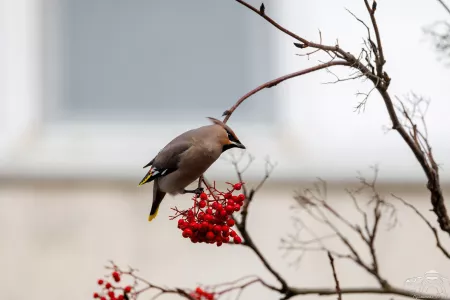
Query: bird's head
[[207, 117, 246, 152]]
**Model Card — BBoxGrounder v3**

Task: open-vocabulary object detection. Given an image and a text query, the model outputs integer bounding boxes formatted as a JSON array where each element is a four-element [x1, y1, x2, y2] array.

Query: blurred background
[[1, 0, 450, 299]]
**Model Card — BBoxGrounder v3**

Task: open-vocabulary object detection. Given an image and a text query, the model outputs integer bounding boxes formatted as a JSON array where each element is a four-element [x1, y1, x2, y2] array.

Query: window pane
[[52, 0, 275, 123]]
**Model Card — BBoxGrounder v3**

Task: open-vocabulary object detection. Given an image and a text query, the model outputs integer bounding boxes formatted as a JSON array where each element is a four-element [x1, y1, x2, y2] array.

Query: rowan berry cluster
[[172, 182, 245, 246], [190, 287, 215, 300], [93, 270, 133, 300]]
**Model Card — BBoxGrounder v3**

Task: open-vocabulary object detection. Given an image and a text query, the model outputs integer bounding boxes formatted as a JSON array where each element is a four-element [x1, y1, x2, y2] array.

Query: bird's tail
[[148, 181, 166, 222]]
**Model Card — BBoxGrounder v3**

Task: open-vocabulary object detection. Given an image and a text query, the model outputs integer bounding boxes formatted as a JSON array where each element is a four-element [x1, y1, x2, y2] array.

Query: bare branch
[[201, 172, 288, 294], [436, 0, 450, 15], [286, 169, 397, 289], [327, 252, 342, 300], [288, 286, 450, 299], [222, 60, 349, 123], [394, 194, 450, 259], [363, 0, 386, 74]]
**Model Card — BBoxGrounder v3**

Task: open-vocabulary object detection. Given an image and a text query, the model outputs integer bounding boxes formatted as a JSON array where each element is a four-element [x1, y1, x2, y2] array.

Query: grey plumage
[[140, 117, 245, 222]]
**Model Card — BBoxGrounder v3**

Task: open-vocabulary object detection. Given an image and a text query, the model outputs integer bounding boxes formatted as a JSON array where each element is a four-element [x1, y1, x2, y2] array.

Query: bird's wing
[[143, 158, 154, 169], [142, 128, 199, 169], [142, 158, 155, 169], [138, 141, 191, 186]]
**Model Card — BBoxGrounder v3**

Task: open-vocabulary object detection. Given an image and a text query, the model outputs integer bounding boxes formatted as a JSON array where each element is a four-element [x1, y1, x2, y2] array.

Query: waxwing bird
[[139, 117, 245, 222]]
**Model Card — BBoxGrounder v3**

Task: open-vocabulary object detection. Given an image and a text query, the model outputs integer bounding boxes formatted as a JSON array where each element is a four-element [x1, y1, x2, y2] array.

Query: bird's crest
[[207, 117, 240, 142]]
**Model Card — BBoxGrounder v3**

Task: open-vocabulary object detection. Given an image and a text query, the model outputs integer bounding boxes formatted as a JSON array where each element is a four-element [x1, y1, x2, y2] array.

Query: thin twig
[[393, 194, 450, 259], [436, 0, 450, 15], [327, 252, 342, 300], [363, 0, 385, 75], [222, 60, 349, 123]]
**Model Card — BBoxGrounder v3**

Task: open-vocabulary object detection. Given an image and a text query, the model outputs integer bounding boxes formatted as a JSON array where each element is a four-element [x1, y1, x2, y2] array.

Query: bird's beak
[[231, 141, 246, 149]]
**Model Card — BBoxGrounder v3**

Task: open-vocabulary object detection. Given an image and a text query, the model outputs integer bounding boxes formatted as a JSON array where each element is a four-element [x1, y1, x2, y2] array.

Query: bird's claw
[[194, 187, 204, 196], [183, 187, 204, 196]]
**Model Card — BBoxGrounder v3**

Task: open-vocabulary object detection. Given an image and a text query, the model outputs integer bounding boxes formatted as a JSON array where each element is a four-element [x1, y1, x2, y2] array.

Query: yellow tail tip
[[148, 207, 159, 222]]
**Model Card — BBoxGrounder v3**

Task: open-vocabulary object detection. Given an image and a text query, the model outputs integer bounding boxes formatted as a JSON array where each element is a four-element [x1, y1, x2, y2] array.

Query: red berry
[[206, 208, 213, 215], [227, 200, 235, 206], [199, 200, 207, 208], [216, 241, 223, 247], [93, 293, 99, 298], [113, 275, 120, 282], [234, 183, 242, 190], [105, 282, 112, 289], [222, 230, 230, 237], [112, 271, 119, 278], [182, 228, 193, 238], [234, 236, 242, 244], [206, 293, 214, 300], [216, 203, 223, 211], [206, 231, 215, 240], [197, 212, 205, 221], [195, 287, 203, 294], [108, 291, 115, 298], [238, 194, 245, 201], [178, 219, 186, 229], [100, 297, 107, 300], [191, 294, 200, 300], [124, 286, 132, 293], [204, 214, 213, 222], [213, 225, 222, 233], [97, 279, 104, 285], [200, 192, 208, 200], [201, 221, 209, 230], [225, 205, 234, 214], [230, 230, 237, 238], [212, 202, 218, 209], [234, 204, 241, 211], [227, 219, 235, 226], [224, 193, 232, 199], [222, 225, 229, 232], [117, 296, 124, 300], [223, 236, 230, 243], [220, 209, 227, 217]]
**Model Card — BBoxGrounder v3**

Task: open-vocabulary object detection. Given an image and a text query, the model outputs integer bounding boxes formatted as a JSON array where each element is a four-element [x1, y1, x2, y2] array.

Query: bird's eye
[[227, 132, 234, 141]]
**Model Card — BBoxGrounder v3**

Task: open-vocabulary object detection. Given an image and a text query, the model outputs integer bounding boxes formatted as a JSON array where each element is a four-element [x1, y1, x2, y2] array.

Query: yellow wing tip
[[148, 206, 159, 222]]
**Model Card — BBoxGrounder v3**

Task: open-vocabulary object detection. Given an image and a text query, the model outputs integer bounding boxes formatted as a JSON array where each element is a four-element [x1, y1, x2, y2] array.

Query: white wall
[[1, 181, 450, 300]]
